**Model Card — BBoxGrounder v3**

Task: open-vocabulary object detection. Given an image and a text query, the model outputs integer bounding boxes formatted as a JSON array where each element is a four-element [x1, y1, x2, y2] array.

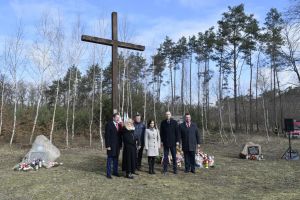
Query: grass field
[[0, 134, 299, 200]]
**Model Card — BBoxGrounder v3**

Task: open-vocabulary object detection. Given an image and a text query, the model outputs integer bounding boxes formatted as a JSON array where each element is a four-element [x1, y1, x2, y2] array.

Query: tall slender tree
[[175, 36, 188, 114], [5, 22, 25, 146], [263, 8, 284, 131], [160, 36, 175, 113], [188, 36, 197, 109], [241, 14, 259, 133], [218, 4, 249, 130]]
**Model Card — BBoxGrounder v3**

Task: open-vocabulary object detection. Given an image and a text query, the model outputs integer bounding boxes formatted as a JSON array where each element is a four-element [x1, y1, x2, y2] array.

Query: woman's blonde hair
[[124, 118, 135, 130]]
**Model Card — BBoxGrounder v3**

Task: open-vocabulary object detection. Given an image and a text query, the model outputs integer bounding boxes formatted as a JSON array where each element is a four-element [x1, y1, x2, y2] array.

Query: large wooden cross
[[81, 12, 145, 114]]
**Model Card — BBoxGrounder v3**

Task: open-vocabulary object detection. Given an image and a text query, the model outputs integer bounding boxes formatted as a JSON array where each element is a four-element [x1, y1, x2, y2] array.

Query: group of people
[[104, 111, 201, 179]]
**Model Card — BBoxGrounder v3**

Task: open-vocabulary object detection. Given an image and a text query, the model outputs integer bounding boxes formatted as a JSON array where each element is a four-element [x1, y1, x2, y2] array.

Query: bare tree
[[152, 56, 157, 124], [96, 17, 108, 149], [255, 45, 263, 132], [142, 58, 149, 123], [282, 21, 300, 83], [257, 69, 270, 142], [89, 61, 96, 147], [119, 15, 132, 118], [121, 57, 128, 118], [227, 100, 236, 143], [49, 12, 65, 143], [88, 42, 97, 148], [5, 22, 26, 147], [65, 70, 71, 147], [68, 14, 85, 142], [29, 12, 53, 144], [0, 47, 8, 136], [213, 84, 225, 144]]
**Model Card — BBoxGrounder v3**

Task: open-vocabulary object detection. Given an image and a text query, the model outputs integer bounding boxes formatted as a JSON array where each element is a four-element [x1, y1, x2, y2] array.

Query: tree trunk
[[189, 55, 192, 109], [255, 50, 261, 132], [153, 67, 157, 125], [89, 65, 96, 147], [121, 58, 127, 118], [262, 94, 270, 141], [275, 70, 283, 135], [241, 96, 248, 134], [99, 68, 104, 150], [181, 61, 185, 115], [10, 77, 17, 147], [169, 64, 174, 113], [272, 57, 277, 130], [249, 53, 253, 134], [72, 68, 78, 140], [118, 59, 121, 112], [129, 81, 133, 119], [202, 61, 209, 134], [200, 65, 205, 143], [227, 100, 236, 143], [206, 59, 210, 128], [218, 60, 225, 144], [197, 62, 200, 123], [29, 83, 43, 144], [291, 58, 300, 83], [126, 73, 129, 117], [174, 64, 177, 114], [233, 43, 238, 130], [65, 71, 72, 147], [0, 77, 5, 136], [50, 80, 60, 143], [143, 80, 147, 124]]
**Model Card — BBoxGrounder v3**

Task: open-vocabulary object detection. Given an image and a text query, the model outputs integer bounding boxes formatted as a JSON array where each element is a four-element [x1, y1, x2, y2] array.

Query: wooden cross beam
[[81, 12, 145, 114]]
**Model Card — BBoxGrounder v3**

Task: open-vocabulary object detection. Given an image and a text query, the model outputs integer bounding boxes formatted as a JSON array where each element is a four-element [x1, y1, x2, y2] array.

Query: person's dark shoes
[[112, 173, 121, 177], [107, 175, 113, 179], [152, 170, 156, 174], [173, 170, 177, 174], [191, 170, 195, 174], [126, 173, 134, 179]]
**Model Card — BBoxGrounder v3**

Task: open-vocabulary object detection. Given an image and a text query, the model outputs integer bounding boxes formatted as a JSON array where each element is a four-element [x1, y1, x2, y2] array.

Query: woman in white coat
[[144, 120, 161, 174]]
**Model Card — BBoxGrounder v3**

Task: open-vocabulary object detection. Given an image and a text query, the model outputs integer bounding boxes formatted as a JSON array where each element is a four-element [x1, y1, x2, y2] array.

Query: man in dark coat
[[179, 113, 201, 173], [160, 111, 179, 174], [133, 113, 146, 171], [105, 113, 122, 179]]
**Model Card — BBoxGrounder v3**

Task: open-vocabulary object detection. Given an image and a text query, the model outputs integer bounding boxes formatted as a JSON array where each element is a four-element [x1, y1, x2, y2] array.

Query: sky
[[0, 0, 295, 103], [0, 0, 289, 50]]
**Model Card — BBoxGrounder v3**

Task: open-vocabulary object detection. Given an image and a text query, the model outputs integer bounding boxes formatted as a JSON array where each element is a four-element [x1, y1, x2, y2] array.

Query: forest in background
[[1, 2, 300, 148]]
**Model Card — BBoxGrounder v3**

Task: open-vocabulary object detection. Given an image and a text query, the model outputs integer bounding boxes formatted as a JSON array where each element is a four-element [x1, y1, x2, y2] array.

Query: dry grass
[[0, 133, 299, 200]]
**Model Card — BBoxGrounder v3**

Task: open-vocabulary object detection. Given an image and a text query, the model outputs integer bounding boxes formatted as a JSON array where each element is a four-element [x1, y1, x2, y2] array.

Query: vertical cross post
[[112, 12, 118, 114]]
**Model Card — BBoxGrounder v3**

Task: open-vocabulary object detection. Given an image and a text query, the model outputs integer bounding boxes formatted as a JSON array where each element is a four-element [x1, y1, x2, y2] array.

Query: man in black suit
[[179, 113, 201, 173], [160, 111, 179, 174], [105, 113, 122, 179]]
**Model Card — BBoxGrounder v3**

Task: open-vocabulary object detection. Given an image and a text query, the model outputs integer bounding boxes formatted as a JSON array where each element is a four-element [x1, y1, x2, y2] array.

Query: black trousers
[[163, 146, 177, 172], [184, 151, 196, 172], [148, 156, 155, 172], [136, 145, 144, 168]]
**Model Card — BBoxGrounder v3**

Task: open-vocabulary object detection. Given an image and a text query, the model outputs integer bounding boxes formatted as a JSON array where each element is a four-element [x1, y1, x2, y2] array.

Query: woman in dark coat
[[121, 119, 138, 179]]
